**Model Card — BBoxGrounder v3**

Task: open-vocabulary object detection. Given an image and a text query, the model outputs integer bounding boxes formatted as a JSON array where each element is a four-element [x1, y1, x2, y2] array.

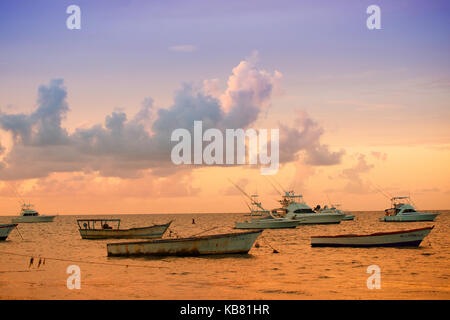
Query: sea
[[0, 211, 449, 300]]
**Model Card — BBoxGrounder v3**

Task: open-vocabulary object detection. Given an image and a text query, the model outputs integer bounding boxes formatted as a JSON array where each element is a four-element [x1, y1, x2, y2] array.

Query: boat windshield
[[294, 208, 315, 214], [23, 212, 38, 216]]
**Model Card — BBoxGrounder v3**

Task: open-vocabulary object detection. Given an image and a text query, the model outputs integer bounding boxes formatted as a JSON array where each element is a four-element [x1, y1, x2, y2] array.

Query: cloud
[[340, 154, 374, 194], [0, 54, 343, 180], [168, 45, 197, 52], [371, 151, 387, 161], [279, 111, 344, 165], [0, 170, 200, 200], [328, 99, 403, 111]]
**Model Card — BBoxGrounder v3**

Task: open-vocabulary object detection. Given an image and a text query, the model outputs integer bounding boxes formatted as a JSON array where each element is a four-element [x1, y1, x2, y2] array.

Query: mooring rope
[[0, 250, 169, 269], [260, 236, 280, 253]]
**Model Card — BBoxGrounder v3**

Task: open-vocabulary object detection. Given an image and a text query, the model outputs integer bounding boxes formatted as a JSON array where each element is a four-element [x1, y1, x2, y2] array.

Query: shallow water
[[0, 212, 449, 299]]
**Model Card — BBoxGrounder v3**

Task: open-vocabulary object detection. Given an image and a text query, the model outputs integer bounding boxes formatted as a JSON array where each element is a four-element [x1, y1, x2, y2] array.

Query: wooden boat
[[11, 203, 55, 223], [107, 230, 263, 256], [0, 224, 18, 240], [311, 226, 434, 247], [77, 219, 172, 240]]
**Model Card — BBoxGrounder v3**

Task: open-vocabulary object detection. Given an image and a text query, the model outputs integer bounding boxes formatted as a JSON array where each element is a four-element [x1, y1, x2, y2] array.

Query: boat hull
[[311, 226, 433, 247], [0, 224, 17, 240], [107, 230, 263, 257], [342, 215, 355, 221], [11, 215, 55, 223], [291, 213, 345, 225], [79, 222, 171, 239], [235, 218, 299, 229], [380, 213, 438, 222]]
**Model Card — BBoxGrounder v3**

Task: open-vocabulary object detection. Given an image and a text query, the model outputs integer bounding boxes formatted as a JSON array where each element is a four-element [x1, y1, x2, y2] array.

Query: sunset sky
[[0, 0, 449, 215]]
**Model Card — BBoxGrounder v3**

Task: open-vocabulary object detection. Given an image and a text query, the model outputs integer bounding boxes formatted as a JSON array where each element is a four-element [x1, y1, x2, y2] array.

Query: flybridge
[[171, 121, 279, 175]]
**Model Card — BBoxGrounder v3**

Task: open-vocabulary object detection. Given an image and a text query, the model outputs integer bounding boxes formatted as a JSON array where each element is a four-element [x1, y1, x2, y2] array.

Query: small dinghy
[[0, 224, 18, 240], [107, 230, 263, 256], [311, 226, 434, 247], [78, 219, 172, 240]]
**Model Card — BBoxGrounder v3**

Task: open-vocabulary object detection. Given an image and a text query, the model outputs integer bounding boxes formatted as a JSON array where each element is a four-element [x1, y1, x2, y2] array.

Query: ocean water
[[0, 212, 449, 300]]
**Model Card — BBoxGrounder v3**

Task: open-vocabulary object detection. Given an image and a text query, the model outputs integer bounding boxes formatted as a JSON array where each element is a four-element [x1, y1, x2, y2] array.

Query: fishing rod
[[368, 180, 391, 200], [6, 182, 25, 205], [263, 176, 283, 196]]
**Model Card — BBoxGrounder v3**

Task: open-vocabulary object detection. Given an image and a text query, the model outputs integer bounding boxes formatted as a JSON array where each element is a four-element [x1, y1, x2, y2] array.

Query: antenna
[[325, 193, 332, 206]]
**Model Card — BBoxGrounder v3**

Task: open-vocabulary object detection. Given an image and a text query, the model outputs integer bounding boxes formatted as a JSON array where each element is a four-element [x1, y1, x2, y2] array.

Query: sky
[[0, 0, 449, 215]]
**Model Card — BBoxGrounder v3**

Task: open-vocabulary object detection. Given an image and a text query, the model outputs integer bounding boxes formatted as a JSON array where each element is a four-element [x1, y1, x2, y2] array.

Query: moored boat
[[77, 219, 172, 239], [311, 226, 434, 247], [0, 224, 18, 240], [107, 230, 263, 256], [234, 194, 299, 229], [272, 191, 345, 224], [341, 214, 355, 221], [11, 203, 55, 223], [318, 204, 354, 221], [235, 217, 299, 229], [380, 197, 438, 222]]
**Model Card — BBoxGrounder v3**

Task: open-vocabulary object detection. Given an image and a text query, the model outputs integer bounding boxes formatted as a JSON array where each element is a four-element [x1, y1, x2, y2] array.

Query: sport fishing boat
[[0, 224, 17, 240], [380, 197, 438, 222], [77, 219, 172, 239], [243, 195, 270, 216], [318, 204, 354, 221], [272, 191, 345, 224], [107, 230, 263, 257], [11, 203, 55, 223], [235, 216, 300, 229], [235, 195, 300, 229], [311, 226, 434, 247]]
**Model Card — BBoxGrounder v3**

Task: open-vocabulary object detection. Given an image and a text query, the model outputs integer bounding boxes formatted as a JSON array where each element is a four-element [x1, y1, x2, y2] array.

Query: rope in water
[[0, 250, 169, 269]]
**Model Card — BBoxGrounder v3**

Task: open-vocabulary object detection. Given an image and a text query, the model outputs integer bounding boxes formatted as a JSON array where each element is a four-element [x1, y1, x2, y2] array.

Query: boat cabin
[[273, 191, 315, 216], [77, 219, 121, 230], [20, 204, 39, 216], [385, 197, 417, 216]]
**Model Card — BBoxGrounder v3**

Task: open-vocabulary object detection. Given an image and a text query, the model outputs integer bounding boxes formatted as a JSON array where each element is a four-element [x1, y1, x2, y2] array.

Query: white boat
[[380, 197, 438, 222], [235, 216, 299, 229], [311, 226, 434, 247], [243, 195, 269, 216], [107, 230, 263, 257], [318, 204, 354, 221], [0, 224, 17, 240], [11, 203, 55, 223], [77, 219, 172, 239], [235, 194, 300, 229], [272, 191, 345, 224]]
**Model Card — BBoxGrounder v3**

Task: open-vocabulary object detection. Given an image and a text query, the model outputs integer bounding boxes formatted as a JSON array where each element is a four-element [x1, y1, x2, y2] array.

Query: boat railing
[[77, 219, 121, 230]]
